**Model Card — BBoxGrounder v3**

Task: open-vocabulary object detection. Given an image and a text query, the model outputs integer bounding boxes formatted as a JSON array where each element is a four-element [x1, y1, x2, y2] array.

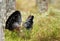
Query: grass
[[5, 8, 60, 41]]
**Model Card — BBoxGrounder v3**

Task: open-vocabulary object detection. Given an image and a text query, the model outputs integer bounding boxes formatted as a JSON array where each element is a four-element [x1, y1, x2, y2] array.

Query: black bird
[[23, 15, 34, 29], [5, 10, 22, 31]]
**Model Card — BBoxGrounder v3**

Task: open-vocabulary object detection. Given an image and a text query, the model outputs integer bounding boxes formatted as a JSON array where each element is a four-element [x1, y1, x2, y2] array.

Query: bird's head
[[27, 15, 34, 21]]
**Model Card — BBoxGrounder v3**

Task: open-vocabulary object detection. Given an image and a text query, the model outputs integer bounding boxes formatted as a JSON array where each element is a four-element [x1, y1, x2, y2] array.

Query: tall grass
[[5, 9, 60, 41]]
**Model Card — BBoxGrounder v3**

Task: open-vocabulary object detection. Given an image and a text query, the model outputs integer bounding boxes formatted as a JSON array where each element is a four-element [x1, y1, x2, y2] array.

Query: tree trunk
[[0, 0, 15, 41], [0, 0, 6, 41], [6, 0, 15, 19], [37, 0, 48, 13]]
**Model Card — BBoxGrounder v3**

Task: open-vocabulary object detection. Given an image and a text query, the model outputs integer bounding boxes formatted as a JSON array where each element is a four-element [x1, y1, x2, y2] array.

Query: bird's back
[[5, 11, 22, 31]]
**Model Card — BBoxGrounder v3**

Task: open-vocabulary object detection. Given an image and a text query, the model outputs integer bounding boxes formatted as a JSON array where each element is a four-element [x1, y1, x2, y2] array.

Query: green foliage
[[5, 9, 60, 41]]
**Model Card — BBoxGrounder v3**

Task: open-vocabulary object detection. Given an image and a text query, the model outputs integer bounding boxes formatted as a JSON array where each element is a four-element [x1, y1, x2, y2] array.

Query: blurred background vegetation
[[5, 0, 60, 41]]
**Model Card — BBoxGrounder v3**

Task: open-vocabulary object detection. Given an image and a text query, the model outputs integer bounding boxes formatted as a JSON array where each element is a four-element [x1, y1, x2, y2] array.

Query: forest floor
[[5, 7, 60, 41]]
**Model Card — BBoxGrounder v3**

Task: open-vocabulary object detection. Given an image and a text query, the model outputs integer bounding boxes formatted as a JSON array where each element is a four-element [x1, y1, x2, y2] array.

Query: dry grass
[[5, 8, 60, 41]]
